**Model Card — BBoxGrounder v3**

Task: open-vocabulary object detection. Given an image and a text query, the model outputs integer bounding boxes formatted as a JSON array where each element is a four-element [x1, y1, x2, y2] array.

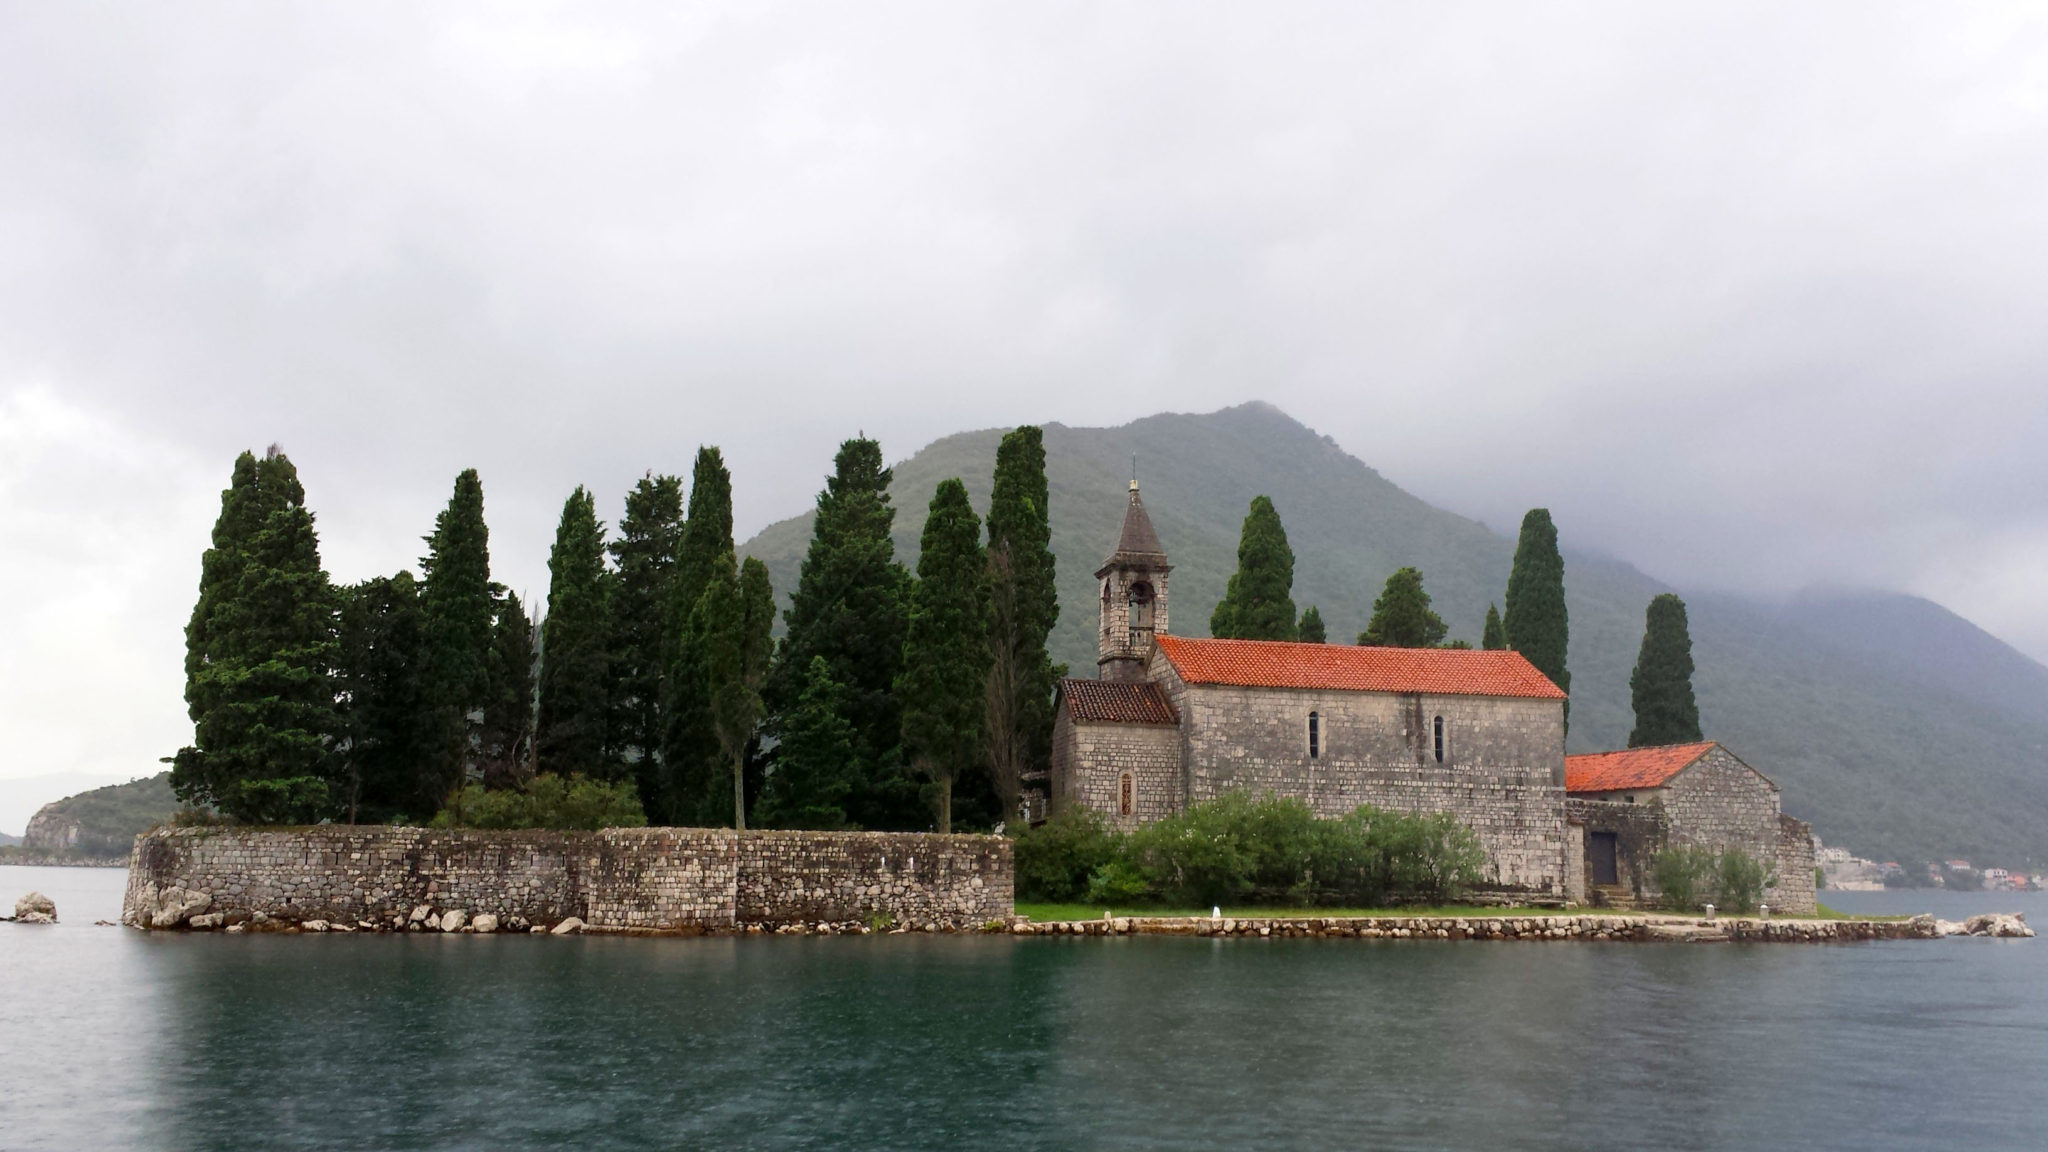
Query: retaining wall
[[124, 826, 1009, 932]]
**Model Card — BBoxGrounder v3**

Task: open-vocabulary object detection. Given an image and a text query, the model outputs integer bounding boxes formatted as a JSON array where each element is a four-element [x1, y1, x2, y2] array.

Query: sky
[[4, 2, 2048, 822]]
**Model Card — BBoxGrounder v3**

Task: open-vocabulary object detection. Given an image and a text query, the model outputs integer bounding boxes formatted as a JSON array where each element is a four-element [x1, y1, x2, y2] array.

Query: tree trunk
[[731, 749, 747, 831], [937, 773, 951, 834]]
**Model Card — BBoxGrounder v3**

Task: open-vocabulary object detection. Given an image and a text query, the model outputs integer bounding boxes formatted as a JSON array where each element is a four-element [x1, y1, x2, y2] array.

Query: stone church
[[1044, 481, 1817, 910], [1047, 482, 1576, 899]]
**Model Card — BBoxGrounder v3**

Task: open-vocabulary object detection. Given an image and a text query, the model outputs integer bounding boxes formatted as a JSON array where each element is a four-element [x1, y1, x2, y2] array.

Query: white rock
[[550, 916, 585, 935], [188, 913, 225, 930], [303, 920, 330, 932], [225, 923, 247, 933], [439, 909, 467, 933], [151, 888, 211, 929], [14, 891, 56, 920], [409, 904, 433, 923], [471, 913, 499, 934], [423, 912, 442, 930], [17, 911, 55, 925]]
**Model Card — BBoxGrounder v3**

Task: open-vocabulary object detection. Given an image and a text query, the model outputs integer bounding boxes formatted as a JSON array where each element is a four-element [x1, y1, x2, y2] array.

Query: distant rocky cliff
[[15, 773, 178, 863]]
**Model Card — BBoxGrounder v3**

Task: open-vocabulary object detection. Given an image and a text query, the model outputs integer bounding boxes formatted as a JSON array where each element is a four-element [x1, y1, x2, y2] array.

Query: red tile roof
[[1061, 679, 1180, 726], [1154, 635, 1568, 699], [1564, 742, 1718, 793]]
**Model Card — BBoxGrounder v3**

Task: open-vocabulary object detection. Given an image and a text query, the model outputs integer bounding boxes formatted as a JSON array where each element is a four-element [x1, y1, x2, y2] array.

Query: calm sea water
[[3, 866, 2044, 1152]]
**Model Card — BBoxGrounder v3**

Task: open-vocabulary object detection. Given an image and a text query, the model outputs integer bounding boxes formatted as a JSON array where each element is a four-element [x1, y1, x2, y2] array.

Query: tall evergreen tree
[[419, 469, 494, 805], [1628, 593, 1703, 748], [897, 479, 990, 834], [336, 572, 435, 822], [658, 449, 733, 824], [1358, 567, 1449, 648], [1504, 508, 1571, 717], [479, 589, 535, 788], [171, 449, 341, 823], [1481, 603, 1507, 651], [768, 437, 919, 830], [1209, 495, 1298, 641], [1297, 606, 1327, 644], [983, 425, 1060, 825], [609, 472, 685, 807], [756, 656, 860, 829], [696, 554, 775, 829], [536, 486, 611, 778]]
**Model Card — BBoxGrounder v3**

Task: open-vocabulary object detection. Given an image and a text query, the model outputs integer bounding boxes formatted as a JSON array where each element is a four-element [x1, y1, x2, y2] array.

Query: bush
[[431, 774, 647, 831], [1653, 844, 1774, 912], [1012, 808, 1120, 902], [1025, 792, 1491, 909]]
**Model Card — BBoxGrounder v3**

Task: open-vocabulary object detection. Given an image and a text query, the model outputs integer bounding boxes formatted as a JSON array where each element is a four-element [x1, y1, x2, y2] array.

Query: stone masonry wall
[[1160, 659, 1570, 896], [1658, 746, 1781, 860], [1566, 798, 1671, 908], [1050, 717, 1183, 830], [124, 826, 1009, 931], [1774, 814, 1818, 916]]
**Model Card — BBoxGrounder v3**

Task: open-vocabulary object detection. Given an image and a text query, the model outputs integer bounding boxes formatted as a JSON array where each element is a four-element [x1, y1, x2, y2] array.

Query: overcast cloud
[[4, 2, 2047, 809]]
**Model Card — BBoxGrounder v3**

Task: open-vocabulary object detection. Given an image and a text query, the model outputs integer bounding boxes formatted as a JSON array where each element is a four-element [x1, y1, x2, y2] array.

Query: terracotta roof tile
[[1154, 635, 1568, 699], [1062, 679, 1180, 726], [1565, 742, 1718, 793]]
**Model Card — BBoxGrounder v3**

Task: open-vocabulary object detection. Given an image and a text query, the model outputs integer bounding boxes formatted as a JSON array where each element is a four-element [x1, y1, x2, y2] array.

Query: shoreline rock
[[13, 891, 57, 923]]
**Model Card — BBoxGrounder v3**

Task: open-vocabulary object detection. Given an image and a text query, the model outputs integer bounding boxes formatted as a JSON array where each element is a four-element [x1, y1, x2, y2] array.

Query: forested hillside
[[742, 402, 2048, 867]]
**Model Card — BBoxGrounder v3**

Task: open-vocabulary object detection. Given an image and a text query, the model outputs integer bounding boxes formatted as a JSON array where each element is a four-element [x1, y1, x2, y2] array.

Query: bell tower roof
[[1104, 481, 1167, 566]]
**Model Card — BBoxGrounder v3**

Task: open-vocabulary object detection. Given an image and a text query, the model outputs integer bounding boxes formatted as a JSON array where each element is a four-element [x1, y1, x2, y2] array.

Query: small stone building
[[1565, 741, 1817, 915], [1047, 482, 1575, 900]]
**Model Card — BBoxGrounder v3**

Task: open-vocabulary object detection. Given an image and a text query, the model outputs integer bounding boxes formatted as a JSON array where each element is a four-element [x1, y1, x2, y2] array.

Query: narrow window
[[1119, 773, 1135, 816], [1308, 711, 1321, 759], [1432, 715, 1445, 763]]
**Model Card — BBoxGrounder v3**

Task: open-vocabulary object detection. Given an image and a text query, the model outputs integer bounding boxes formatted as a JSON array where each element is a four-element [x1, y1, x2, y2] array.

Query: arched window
[[1119, 772, 1135, 816], [1308, 711, 1321, 759], [1128, 581, 1155, 633], [1433, 715, 1445, 763]]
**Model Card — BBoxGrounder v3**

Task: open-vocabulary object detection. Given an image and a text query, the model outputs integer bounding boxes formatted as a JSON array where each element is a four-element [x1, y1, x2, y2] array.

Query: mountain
[[740, 403, 2048, 867], [19, 772, 179, 860], [0, 771, 126, 842]]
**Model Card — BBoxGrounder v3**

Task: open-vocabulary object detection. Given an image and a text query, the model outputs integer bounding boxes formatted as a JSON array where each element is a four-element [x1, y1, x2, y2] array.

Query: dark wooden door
[[1589, 832, 1620, 887]]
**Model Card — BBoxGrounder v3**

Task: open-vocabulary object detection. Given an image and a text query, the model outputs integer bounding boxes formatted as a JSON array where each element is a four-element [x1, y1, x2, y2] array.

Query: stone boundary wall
[[1014, 913, 1939, 943], [1774, 815, 1819, 916], [124, 826, 1010, 932]]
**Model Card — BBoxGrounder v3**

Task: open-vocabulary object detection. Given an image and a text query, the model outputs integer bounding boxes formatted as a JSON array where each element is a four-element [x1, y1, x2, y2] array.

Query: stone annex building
[[1045, 482, 1817, 913]]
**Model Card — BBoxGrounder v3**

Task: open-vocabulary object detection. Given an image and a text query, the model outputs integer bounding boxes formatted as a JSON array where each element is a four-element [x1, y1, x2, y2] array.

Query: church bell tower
[[1097, 480, 1172, 682]]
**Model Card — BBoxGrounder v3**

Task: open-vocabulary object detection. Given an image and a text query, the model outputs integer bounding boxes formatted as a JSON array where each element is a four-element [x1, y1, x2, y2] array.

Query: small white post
[[1212, 906, 1221, 920], [1704, 903, 1716, 921], [1759, 903, 1770, 920]]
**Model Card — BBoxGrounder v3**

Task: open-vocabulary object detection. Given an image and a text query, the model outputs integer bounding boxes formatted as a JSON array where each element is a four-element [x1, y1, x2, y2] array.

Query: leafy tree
[[433, 773, 646, 831], [1297, 606, 1327, 644], [478, 589, 535, 788], [536, 487, 611, 779], [335, 572, 435, 822], [1628, 593, 1703, 747], [755, 657, 861, 829], [896, 479, 990, 833], [984, 426, 1060, 824], [696, 553, 775, 828], [609, 472, 685, 806], [1358, 567, 1448, 648], [171, 449, 341, 824], [769, 438, 919, 830], [658, 449, 733, 824], [1011, 808, 1120, 902], [1209, 495, 1297, 641], [419, 469, 495, 804], [1503, 508, 1570, 717], [1481, 604, 1506, 651]]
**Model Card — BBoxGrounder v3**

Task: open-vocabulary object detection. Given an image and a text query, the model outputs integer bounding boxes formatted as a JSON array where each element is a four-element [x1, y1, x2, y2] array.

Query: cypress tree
[[1297, 606, 1327, 644], [983, 425, 1060, 825], [336, 572, 435, 822], [1504, 508, 1571, 714], [610, 472, 685, 807], [896, 479, 990, 834], [419, 469, 494, 806], [769, 437, 918, 830], [1628, 593, 1703, 748], [696, 554, 776, 829], [1209, 495, 1298, 641], [171, 448, 341, 824], [1358, 567, 1448, 648], [479, 589, 535, 788], [536, 486, 611, 778], [656, 449, 734, 824], [756, 656, 860, 829], [1482, 604, 1506, 651]]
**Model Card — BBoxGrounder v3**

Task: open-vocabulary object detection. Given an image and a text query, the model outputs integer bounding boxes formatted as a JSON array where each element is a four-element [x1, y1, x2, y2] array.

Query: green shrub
[[1714, 847, 1773, 913], [1652, 845, 1716, 911], [1012, 808, 1119, 902], [1085, 860, 1151, 904], [431, 774, 647, 831]]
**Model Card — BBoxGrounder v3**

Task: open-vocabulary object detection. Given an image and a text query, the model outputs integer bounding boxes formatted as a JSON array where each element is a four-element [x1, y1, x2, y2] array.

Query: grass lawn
[[1015, 902, 1893, 923]]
